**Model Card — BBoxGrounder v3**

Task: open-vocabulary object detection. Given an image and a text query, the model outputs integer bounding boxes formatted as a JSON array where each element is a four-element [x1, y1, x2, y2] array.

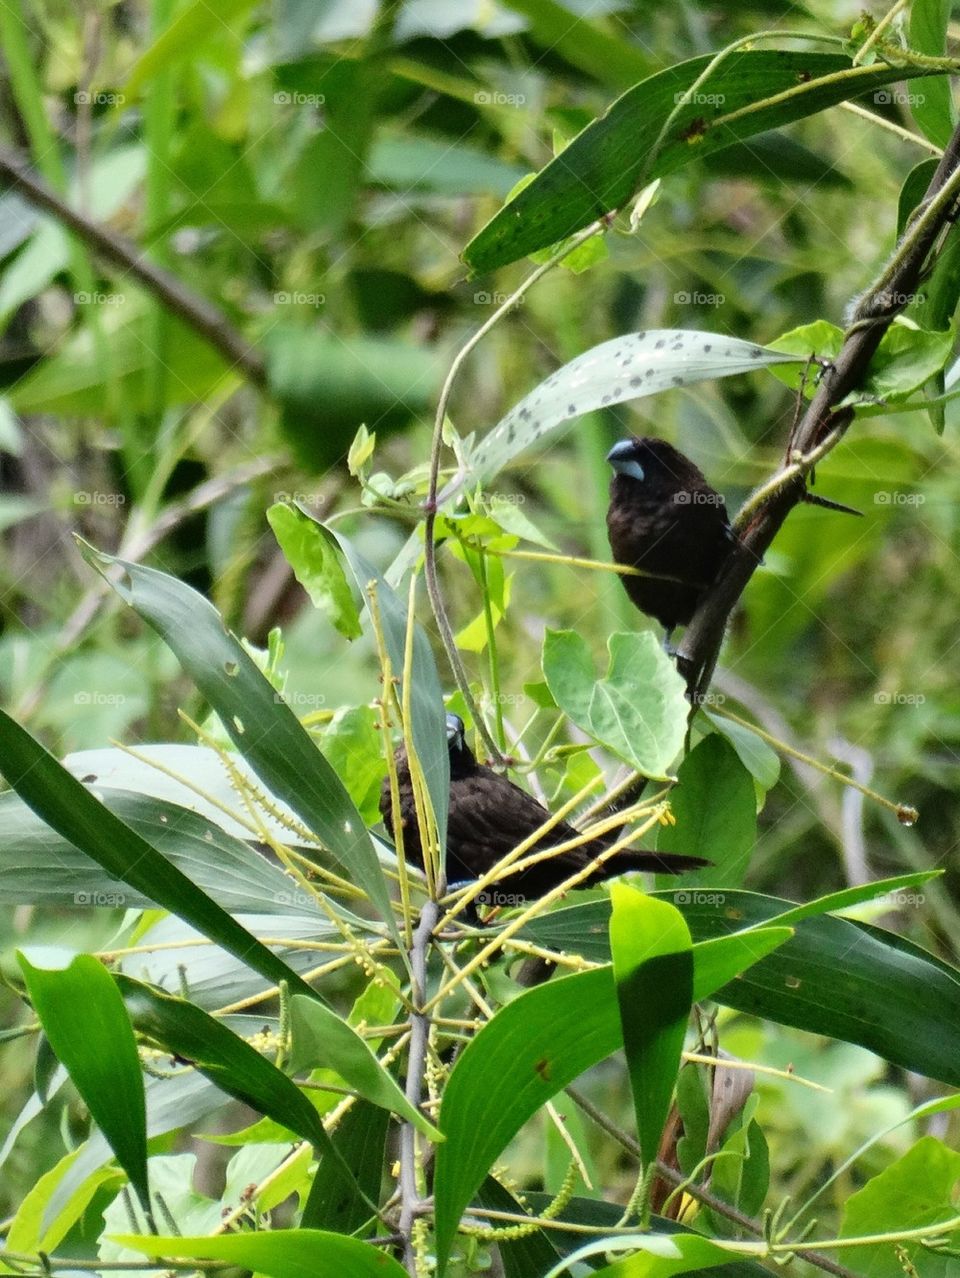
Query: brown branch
[[0, 145, 267, 387], [677, 120, 960, 701]]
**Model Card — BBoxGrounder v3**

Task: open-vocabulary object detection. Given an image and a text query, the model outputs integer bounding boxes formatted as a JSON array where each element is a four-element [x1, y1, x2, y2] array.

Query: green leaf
[[521, 890, 960, 1087], [658, 735, 756, 887], [302, 1100, 389, 1233], [369, 134, 528, 197], [112, 1229, 408, 1278], [464, 51, 946, 272], [840, 1137, 960, 1278], [288, 994, 441, 1139], [0, 711, 318, 1001], [3, 1147, 119, 1256], [268, 504, 362, 640], [18, 955, 149, 1214], [703, 713, 780, 791], [81, 547, 396, 942], [553, 1231, 737, 1278], [115, 975, 368, 1206], [432, 928, 789, 1273], [542, 630, 688, 780], [121, 0, 258, 99], [0, 788, 307, 914], [265, 328, 443, 473], [323, 525, 450, 858], [770, 319, 953, 399], [909, 0, 955, 148], [441, 332, 796, 500], [610, 886, 693, 1166]]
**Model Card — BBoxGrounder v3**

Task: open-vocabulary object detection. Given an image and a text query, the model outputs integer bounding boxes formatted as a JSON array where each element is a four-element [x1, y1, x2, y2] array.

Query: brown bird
[[380, 714, 707, 908], [606, 436, 735, 641]]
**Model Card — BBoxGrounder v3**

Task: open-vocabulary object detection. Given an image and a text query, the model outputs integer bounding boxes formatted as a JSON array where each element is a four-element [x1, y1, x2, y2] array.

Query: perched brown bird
[[380, 714, 707, 907], [606, 436, 735, 640]]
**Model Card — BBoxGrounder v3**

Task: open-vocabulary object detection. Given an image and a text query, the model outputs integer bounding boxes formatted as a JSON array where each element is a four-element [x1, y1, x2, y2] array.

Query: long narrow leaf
[[464, 51, 946, 272], [0, 710, 319, 1001], [81, 545, 397, 938], [19, 955, 149, 1214]]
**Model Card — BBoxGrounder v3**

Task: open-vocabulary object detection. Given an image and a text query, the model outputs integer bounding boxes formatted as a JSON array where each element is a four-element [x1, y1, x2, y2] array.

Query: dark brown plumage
[[606, 436, 735, 637], [380, 714, 707, 907]]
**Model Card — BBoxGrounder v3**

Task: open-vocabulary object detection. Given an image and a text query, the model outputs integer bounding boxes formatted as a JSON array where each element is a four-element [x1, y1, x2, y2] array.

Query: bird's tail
[[604, 847, 711, 877]]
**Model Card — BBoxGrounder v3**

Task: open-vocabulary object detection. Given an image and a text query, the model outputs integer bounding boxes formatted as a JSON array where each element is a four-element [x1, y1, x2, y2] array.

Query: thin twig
[[422, 217, 612, 765], [0, 145, 267, 385]]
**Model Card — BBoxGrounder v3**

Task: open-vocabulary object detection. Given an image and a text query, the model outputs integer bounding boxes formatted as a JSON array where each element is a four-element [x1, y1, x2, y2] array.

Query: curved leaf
[[610, 887, 693, 1166], [81, 546, 397, 940], [442, 332, 795, 501], [323, 523, 450, 858], [289, 994, 441, 1139], [464, 51, 947, 272], [521, 888, 960, 1086], [115, 975, 369, 1208], [0, 788, 306, 914], [114, 1229, 407, 1278], [18, 955, 149, 1214]]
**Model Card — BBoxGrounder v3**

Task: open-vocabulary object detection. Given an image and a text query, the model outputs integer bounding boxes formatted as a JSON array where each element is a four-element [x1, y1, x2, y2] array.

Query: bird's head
[[445, 712, 474, 776], [607, 436, 705, 493]]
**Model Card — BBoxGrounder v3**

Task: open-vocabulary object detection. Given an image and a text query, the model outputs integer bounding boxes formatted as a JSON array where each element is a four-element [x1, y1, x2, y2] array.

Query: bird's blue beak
[[445, 713, 465, 747], [607, 439, 644, 481]]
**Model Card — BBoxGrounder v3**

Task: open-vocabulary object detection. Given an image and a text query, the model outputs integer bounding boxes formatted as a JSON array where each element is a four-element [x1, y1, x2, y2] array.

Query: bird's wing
[[445, 773, 579, 874]]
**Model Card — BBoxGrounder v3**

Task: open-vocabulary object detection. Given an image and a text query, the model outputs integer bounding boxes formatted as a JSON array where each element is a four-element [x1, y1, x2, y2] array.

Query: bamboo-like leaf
[[464, 51, 947, 272], [19, 955, 149, 1214], [432, 927, 789, 1273], [80, 545, 397, 940], [0, 710, 319, 1001], [442, 332, 795, 501]]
